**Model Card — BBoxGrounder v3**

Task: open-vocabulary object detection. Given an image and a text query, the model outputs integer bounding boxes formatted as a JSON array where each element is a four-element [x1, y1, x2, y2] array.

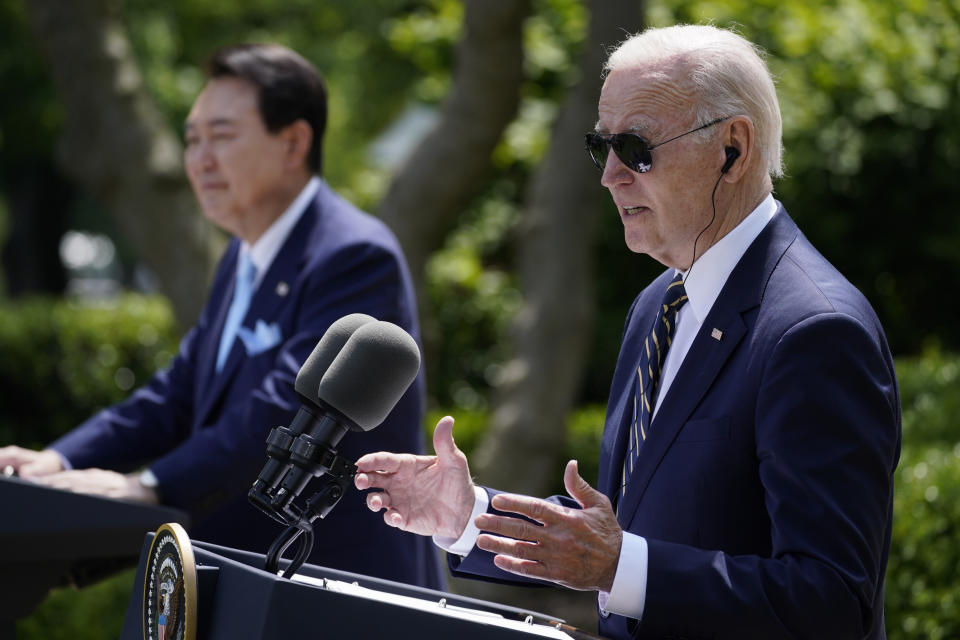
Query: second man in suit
[[0, 43, 442, 589]]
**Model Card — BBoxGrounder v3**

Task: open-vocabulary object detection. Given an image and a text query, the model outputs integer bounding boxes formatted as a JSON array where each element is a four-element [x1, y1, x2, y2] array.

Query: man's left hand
[[30, 469, 159, 504], [474, 460, 622, 592]]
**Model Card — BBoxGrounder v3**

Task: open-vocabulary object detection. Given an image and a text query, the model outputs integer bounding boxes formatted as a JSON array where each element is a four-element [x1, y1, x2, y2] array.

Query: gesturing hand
[[354, 416, 476, 540], [474, 460, 623, 593]]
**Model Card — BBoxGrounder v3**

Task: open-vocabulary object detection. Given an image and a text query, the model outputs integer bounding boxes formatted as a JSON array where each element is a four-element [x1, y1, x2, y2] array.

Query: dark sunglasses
[[584, 116, 729, 173]]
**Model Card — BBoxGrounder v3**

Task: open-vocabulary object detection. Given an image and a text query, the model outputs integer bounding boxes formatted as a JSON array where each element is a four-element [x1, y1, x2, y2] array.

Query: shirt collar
[[239, 176, 321, 288], [678, 193, 777, 324]]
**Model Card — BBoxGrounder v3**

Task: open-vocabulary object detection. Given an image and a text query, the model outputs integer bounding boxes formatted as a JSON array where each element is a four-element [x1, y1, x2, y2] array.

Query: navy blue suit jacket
[[451, 206, 901, 638], [52, 181, 443, 589]]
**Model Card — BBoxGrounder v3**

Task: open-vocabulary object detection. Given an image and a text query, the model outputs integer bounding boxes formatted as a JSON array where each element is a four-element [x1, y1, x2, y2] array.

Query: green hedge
[[3, 296, 958, 639], [0, 295, 179, 448], [886, 345, 960, 639], [887, 445, 960, 639]]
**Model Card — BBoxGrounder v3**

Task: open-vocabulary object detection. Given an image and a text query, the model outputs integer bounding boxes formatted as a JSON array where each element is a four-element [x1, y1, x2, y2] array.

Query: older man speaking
[[354, 25, 900, 639]]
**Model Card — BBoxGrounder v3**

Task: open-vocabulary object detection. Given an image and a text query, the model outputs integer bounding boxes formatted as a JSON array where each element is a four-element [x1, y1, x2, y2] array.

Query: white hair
[[605, 24, 784, 178]]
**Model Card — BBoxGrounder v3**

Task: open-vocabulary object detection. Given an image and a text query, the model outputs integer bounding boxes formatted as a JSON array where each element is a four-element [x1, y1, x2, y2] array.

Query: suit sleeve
[[447, 487, 580, 587], [149, 240, 413, 514], [49, 304, 209, 473], [639, 312, 900, 639]]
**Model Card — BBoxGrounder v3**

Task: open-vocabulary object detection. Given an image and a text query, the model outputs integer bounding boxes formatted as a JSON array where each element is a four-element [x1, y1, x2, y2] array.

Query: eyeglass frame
[[584, 116, 731, 174]]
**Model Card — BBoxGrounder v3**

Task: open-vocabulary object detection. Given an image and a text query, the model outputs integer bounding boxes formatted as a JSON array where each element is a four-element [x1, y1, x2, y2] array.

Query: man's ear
[[283, 119, 314, 170], [721, 116, 754, 183]]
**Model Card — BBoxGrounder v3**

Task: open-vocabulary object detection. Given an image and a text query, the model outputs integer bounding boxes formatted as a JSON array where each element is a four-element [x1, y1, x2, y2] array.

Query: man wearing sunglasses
[[355, 24, 900, 639]]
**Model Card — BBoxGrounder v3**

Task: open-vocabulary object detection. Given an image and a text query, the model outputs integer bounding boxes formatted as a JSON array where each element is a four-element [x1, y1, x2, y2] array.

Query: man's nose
[[189, 140, 217, 171], [600, 148, 633, 189]]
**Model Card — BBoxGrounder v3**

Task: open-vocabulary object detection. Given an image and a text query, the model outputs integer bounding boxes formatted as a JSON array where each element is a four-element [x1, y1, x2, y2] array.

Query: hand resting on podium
[[0, 444, 158, 504], [0, 445, 64, 477]]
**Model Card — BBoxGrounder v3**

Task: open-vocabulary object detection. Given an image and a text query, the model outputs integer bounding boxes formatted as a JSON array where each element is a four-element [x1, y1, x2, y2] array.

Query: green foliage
[[888, 445, 960, 639], [0, 295, 179, 447], [424, 191, 523, 410], [0, 0, 63, 170], [419, 0, 597, 411], [897, 344, 960, 446], [17, 570, 135, 640], [887, 346, 960, 639]]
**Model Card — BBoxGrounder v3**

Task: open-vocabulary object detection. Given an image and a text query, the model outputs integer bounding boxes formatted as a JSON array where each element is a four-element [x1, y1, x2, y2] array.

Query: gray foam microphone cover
[[294, 313, 376, 400], [318, 321, 421, 431]]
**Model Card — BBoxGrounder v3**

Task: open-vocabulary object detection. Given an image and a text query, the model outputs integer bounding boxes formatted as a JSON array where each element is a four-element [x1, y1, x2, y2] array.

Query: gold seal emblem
[[143, 523, 197, 640]]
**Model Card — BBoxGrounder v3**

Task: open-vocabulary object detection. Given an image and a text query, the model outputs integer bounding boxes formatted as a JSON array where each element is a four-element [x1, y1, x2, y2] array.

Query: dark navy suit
[[452, 206, 901, 638], [52, 181, 443, 589]]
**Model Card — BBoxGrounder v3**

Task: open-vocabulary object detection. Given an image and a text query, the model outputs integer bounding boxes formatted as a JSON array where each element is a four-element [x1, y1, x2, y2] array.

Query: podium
[[121, 527, 605, 639], [0, 475, 188, 636]]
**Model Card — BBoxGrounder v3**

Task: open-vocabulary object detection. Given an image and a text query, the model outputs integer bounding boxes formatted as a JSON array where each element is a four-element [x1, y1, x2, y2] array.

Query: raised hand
[[0, 446, 64, 478], [354, 416, 476, 540], [474, 460, 623, 592]]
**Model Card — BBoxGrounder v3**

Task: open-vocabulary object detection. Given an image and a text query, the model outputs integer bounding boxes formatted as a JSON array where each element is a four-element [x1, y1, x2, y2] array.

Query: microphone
[[268, 320, 421, 515], [249, 317, 421, 525], [248, 313, 375, 518], [250, 317, 421, 578]]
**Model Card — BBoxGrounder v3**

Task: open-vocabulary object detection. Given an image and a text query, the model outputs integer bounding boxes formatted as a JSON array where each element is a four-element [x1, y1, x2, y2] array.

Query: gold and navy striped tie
[[620, 273, 688, 497]]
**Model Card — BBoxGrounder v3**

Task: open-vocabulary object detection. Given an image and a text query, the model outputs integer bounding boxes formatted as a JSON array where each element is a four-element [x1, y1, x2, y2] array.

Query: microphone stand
[[261, 451, 357, 579]]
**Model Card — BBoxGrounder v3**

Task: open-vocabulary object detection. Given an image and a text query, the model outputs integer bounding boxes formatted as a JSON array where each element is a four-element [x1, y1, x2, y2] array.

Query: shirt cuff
[[598, 532, 648, 620], [432, 485, 488, 556], [49, 449, 73, 471]]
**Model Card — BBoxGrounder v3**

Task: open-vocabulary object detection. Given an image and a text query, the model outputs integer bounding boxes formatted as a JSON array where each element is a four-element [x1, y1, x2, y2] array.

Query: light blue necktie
[[216, 252, 257, 372]]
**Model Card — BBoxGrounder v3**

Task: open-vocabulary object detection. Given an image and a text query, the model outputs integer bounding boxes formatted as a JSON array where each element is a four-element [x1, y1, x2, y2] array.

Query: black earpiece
[[721, 146, 740, 174]]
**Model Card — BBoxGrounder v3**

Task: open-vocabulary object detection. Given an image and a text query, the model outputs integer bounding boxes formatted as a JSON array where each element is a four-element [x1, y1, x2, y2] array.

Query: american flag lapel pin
[[711, 328, 723, 341]]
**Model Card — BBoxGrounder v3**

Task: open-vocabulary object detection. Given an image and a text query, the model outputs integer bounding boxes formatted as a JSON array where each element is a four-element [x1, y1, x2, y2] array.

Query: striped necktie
[[620, 273, 688, 497], [216, 252, 257, 372]]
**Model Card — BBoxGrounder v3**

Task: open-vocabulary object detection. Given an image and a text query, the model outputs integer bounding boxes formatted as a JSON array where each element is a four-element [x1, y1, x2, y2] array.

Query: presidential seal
[[143, 523, 197, 640]]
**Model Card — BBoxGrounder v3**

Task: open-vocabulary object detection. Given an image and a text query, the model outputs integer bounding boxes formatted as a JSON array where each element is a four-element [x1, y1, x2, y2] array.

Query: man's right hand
[[0, 446, 65, 478], [354, 416, 476, 540]]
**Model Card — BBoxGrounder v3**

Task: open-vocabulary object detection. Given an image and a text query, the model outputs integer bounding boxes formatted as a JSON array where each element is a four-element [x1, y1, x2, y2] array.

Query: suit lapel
[[614, 206, 799, 524], [195, 198, 320, 426]]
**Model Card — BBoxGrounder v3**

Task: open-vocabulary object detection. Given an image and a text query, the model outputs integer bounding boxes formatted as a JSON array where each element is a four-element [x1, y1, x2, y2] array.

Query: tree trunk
[[1, 163, 70, 296], [453, 2, 645, 629], [377, 0, 531, 290], [23, 0, 220, 329], [473, 0, 645, 497]]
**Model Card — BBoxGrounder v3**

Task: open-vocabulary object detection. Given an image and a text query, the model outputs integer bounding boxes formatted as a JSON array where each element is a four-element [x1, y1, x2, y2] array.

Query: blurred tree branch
[[23, 0, 221, 328], [377, 0, 531, 291], [473, 0, 644, 496]]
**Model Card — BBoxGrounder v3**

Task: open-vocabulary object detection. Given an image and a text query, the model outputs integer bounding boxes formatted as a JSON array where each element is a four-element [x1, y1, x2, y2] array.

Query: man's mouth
[[623, 205, 647, 216]]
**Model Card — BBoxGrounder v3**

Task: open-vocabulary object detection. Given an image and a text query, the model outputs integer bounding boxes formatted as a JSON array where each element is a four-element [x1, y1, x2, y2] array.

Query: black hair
[[207, 43, 327, 175]]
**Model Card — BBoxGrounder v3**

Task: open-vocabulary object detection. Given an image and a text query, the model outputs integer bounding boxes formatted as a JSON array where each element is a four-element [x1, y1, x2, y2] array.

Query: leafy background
[[1, 0, 959, 637]]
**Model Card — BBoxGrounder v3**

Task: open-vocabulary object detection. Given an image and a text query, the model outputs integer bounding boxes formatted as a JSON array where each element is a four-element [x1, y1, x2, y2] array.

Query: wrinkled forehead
[[597, 64, 697, 135]]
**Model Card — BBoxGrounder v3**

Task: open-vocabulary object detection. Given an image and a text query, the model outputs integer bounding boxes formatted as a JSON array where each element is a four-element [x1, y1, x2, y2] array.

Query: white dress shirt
[[435, 193, 779, 623], [241, 176, 321, 289]]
